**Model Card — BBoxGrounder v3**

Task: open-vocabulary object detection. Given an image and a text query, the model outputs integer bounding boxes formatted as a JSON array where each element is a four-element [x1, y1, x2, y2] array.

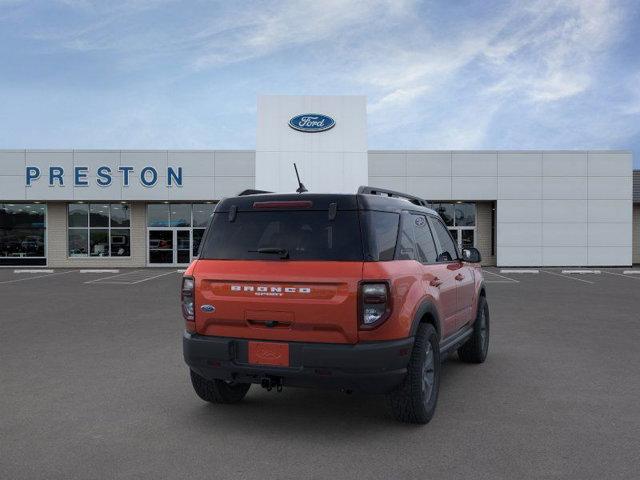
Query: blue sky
[[1, 0, 639, 167]]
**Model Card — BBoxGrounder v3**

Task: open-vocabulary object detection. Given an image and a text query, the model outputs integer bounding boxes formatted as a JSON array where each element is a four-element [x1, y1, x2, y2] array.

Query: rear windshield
[[199, 211, 364, 261]]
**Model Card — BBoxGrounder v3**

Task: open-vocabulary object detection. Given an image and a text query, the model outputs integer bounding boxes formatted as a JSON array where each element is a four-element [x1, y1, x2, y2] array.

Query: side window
[[412, 214, 438, 264], [364, 211, 400, 261], [428, 216, 458, 262], [395, 213, 416, 260]]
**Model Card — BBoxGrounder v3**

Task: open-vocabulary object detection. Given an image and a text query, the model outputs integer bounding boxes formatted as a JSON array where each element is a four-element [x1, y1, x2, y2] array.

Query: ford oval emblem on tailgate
[[200, 304, 215, 312]]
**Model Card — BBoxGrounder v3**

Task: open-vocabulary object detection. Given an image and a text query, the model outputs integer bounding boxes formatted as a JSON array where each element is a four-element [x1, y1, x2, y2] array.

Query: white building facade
[[0, 95, 636, 267]]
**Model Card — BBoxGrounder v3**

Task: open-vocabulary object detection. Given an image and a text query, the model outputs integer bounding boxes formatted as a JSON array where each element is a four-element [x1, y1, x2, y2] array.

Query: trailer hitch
[[260, 376, 283, 392]]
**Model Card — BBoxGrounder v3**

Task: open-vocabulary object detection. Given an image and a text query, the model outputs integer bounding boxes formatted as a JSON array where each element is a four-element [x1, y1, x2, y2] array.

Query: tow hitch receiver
[[260, 376, 283, 392]]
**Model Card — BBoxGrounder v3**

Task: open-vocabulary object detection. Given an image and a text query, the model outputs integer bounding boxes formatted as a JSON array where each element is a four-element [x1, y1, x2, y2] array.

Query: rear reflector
[[253, 200, 313, 209]]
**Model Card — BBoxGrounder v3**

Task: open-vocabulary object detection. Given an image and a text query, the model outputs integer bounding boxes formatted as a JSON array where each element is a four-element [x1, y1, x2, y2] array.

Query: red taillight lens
[[359, 282, 391, 329], [181, 276, 195, 321]]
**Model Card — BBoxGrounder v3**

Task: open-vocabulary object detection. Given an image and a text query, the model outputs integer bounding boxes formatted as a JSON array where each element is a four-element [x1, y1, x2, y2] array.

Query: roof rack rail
[[357, 186, 429, 207], [238, 189, 272, 196]]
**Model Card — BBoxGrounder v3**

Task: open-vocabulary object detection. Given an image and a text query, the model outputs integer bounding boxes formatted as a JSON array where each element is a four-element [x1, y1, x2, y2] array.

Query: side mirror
[[461, 247, 481, 263]]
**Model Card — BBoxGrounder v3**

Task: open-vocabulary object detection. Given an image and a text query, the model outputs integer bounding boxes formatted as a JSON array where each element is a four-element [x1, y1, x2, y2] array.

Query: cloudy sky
[[1, 0, 639, 167]]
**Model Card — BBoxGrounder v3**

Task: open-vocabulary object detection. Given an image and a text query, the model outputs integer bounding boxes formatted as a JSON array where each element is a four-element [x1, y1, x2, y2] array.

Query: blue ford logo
[[200, 304, 215, 313], [289, 114, 335, 133]]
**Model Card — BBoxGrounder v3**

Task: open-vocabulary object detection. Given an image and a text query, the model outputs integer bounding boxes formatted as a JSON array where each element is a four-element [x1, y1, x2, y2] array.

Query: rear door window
[[412, 214, 438, 264], [394, 212, 416, 260], [428, 216, 459, 262], [200, 211, 363, 261]]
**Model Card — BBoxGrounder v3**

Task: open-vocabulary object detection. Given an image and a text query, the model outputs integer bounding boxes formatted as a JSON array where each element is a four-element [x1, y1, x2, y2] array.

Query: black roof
[[634, 170, 640, 203], [216, 191, 438, 215]]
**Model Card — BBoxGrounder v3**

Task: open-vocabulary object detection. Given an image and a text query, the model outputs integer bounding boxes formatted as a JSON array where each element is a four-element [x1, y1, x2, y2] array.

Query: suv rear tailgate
[[193, 260, 363, 344]]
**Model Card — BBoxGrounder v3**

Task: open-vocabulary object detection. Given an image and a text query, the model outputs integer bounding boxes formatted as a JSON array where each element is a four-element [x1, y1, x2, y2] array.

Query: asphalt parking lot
[[1, 267, 640, 479]]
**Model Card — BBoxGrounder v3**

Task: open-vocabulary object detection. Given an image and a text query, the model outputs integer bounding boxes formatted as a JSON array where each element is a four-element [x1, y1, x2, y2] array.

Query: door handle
[[429, 277, 443, 287], [455, 273, 465, 281]]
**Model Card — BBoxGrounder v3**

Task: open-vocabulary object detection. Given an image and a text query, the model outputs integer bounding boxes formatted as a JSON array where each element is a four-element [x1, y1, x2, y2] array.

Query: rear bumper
[[183, 332, 414, 394]]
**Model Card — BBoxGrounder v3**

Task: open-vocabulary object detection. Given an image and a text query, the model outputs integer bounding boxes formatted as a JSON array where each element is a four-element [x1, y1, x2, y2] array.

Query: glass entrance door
[[149, 230, 174, 264], [447, 227, 475, 251], [148, 229, 192, 265], [176, 229, 191, 264]]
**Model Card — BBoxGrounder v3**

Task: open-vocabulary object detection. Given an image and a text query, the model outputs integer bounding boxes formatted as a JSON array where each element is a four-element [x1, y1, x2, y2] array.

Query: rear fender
[[409, 301, 442, 339]]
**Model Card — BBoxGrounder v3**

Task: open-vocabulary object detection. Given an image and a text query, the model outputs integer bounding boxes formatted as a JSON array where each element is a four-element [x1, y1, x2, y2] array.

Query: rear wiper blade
[[249, 247, 289, 259]]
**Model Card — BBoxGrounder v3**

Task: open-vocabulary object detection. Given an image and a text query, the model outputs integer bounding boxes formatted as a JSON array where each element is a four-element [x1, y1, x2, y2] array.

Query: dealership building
[[0, 95, 638, 268]]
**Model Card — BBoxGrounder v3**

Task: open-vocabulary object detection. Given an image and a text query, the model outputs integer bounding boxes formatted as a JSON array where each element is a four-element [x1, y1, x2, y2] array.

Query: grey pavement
[[1, 267, 640, 479]]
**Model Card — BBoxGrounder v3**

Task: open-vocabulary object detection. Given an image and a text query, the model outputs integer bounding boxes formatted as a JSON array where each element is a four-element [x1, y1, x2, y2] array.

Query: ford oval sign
[[288, 114, 335, 133]]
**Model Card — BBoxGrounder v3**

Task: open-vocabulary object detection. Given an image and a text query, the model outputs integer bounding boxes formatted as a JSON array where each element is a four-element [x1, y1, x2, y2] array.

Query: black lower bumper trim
[[183, 332, 414, 394]]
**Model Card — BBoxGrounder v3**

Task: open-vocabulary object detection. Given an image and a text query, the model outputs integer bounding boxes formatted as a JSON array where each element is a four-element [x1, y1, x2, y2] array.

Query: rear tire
[[190, 369, 251, 404], [458, 295, 490, 364], [387, 323, 441, 424]]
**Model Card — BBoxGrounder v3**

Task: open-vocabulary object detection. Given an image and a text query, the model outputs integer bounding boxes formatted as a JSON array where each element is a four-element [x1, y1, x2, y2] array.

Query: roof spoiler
[[357, 186, 429, 207]]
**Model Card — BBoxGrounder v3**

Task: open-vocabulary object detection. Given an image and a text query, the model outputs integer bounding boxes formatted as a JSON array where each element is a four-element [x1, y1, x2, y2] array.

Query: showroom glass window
[[426, 202, 476, 249], [146, 203, 216, 264], [0, 203, 46, 264], [68, 203, 131, 257], [191, 203, 215, 255]]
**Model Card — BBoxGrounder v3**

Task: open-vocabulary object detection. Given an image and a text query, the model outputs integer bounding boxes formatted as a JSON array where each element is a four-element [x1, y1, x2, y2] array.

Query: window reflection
[[454, 203, 475, 226], [68, 204, 88, 227], [429, 203, 454, 226], [90, 229, 109, 256], [110, 229, 130, 256], [147, 204, 170, 227], [110, 204, 130, 227], [170, 204, 191, 227], [192, 203, 215, 227], [68, 203, 131, 257], [147, 203, 217, 264], [0, 203, 46, 259], [68, 230, 89, 256], [89, 204, 110, 227]]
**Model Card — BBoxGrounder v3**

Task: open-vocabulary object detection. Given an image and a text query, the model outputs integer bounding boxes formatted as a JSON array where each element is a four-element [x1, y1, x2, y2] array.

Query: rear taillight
[[181, 276, 195, 321], [359, 282, 391, 329]]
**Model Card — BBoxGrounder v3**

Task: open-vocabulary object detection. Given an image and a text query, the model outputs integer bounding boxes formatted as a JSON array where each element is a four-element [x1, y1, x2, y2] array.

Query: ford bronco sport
[[182, 187, 489, 424]]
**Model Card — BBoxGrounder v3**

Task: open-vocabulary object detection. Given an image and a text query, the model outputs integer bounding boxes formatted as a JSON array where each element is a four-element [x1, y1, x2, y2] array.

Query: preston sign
[[24, 165, 183, 188], [288, 114, 335, 133]]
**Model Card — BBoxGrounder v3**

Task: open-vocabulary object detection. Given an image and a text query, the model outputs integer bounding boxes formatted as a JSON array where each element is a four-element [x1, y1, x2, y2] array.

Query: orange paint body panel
[[193, 260, 362, 344], [248, 341, 290, 367]]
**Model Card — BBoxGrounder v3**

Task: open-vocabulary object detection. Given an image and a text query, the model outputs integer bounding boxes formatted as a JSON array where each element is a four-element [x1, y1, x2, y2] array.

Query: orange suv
[[182, 187, 489, 424]]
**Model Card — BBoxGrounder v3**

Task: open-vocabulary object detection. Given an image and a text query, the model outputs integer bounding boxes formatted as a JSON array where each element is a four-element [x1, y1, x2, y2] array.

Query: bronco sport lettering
[[181, 186, 490, 424], [230, 285, 311, 294]]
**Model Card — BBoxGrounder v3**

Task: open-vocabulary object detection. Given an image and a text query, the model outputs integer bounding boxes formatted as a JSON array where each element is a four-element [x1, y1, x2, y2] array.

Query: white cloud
[[353, 0, 628, 148], [1, 0, 636, 154], [190, 0, 414, 70]]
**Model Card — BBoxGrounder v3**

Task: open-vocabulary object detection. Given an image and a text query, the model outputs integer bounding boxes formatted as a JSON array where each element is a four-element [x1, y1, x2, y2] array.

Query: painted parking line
[[84, 269, 179, 285], [0, 270, 75, 285], [14, 269, 54, 273], [542, 270, 594, 284], [561, 269, 601, 275], [128, 270, 178, 284], [603, 271, 640, 281], [79, 269, 120, 274], [500, 269, 539, 274], [623, 270, 640, 275], [83, 270, 145, 284], [482, 269, 519, 283]]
